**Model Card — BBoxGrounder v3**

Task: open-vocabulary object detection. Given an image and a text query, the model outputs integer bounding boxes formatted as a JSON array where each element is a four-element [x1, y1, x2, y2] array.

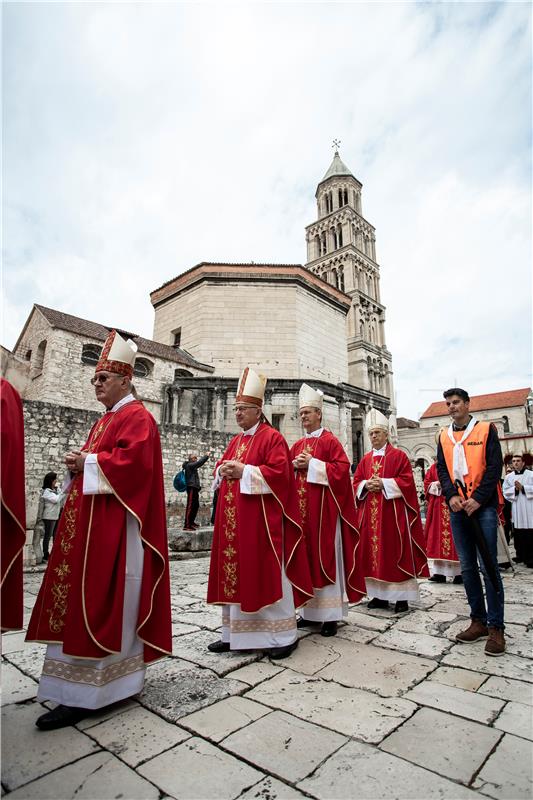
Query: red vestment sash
[[423, 463, 459, 563], [289, 430, 365, 602], [207, 423, 313, 612], [1, 379, 26, 632], [26, 400, 171, 663], [353, 445, 429, 583]]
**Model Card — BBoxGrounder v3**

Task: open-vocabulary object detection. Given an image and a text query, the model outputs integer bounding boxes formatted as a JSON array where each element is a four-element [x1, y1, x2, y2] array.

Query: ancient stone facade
[[22, 400, 232, 563]]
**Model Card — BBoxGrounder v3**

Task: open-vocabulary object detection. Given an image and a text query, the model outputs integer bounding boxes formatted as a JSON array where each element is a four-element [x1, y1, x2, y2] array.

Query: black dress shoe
[[269, 641, 298, 659], [429, 574, 446, 583], [320, 621, 338, 637], [452, 575, 464, 584], [207, 640, 230, 653], [512, 558, 523, 563], [367, 598, 389, 609], [394, 601, 409, 613], [35, 704, 90, 731], [296, 617, 318, 629]]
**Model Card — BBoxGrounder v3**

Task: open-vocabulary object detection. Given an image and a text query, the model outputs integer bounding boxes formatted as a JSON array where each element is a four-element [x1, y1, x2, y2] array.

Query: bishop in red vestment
[[353, 410, 428, 612], [290, 384, 365, 637], [1, 379, 26, 632], [423, 461, 461, 582], [27, 331, 171, 730], [207, 367, 313, 658]]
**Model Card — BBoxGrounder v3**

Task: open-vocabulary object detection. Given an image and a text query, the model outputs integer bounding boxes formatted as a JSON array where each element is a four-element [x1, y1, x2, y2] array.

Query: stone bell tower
[[305, 147, 394, 403]]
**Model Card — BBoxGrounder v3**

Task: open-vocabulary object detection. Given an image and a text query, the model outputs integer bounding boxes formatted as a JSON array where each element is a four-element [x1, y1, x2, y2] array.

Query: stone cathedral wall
[[21, 400, 232, 564]]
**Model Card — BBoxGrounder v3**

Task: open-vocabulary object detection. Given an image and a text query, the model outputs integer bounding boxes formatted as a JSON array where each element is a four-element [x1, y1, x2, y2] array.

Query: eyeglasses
[[91, 374, 118, 385], [232, 405, 257, 412]]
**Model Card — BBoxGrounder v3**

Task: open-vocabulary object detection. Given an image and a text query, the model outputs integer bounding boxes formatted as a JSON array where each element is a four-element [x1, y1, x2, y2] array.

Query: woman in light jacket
[[40, 472, 64, 560]]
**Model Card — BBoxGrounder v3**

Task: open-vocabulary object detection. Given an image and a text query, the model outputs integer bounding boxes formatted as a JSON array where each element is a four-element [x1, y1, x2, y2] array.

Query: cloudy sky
[[3, 1, 531, 418]]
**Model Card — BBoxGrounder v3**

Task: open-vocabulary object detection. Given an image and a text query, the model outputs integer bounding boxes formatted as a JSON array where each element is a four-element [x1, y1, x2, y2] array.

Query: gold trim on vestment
[[42, 653, 145, 686]]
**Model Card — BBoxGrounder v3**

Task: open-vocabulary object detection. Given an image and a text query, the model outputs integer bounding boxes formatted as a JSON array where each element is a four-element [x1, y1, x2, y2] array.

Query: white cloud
[[3, 1, 531, 417]]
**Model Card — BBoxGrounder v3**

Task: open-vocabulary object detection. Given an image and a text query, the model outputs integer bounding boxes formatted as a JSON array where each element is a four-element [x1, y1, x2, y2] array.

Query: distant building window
[[174, 368, 193, 380], [81, 343, 102, 366], [25, 349, 32, 360], [133, 358, 153, 379], [172, 328, 181, 348], [33, 340, 47, 377], [272, 413, 284, 432], [502, 415, 510, 433]]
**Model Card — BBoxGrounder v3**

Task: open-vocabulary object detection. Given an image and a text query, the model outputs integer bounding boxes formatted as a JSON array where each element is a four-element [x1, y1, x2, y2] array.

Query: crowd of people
[[1, 333, 532, 733]]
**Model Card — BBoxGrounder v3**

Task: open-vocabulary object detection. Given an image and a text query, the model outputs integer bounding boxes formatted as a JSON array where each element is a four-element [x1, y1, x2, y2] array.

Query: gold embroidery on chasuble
[[440, 501, 452, 558], [221, 437, 251, 600], [48, 413, 114, 635], [296, 440, 317, 522], [369, 457, 383, 572]]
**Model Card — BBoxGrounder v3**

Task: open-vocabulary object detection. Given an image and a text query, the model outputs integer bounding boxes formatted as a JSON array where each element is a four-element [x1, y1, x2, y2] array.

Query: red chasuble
[[1, 379, 26, 632], [207, 423, 313, 612], [26, 400, 171, 663], [423, 463, 459, 563], [353, 445, 428, 584], [289, 430, 365, 602]]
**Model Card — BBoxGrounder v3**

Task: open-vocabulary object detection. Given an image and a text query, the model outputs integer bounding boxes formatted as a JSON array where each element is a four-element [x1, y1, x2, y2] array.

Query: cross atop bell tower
[[304, 149, 394, 402]]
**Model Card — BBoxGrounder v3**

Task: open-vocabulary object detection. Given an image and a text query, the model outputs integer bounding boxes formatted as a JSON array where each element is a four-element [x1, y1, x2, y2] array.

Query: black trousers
[[513, 528, 533, 564], [184, 487, 200, 528], [43, 519, 56, 557]]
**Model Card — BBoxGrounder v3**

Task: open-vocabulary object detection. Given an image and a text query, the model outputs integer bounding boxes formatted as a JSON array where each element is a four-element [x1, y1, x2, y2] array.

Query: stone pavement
[[2, 559, 532, 800]]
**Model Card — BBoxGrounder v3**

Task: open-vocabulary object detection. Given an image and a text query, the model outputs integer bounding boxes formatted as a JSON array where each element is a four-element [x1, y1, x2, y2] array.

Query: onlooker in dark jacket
[[183, 453, 209, 530]]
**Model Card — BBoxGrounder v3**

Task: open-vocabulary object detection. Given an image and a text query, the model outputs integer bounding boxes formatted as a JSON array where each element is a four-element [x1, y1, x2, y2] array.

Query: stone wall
[[21, 399, 232, 563]]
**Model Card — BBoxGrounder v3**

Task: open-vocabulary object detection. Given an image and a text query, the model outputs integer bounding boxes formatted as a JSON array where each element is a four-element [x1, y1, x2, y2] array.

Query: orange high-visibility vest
[[439, 421, 491, 497]]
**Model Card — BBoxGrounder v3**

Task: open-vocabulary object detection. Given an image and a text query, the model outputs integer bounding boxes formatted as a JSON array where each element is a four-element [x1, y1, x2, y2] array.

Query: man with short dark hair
[[503, 454, 533, 567], [437, 387, 505, 655], [182, 452, 209, 530]]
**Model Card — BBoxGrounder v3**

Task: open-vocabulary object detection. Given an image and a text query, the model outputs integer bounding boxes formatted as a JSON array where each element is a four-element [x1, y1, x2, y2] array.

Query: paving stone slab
[[335, 625, 377, 644], [298, 738, 480, 799], [180, 696, 271, 742], [0, 631, 29, 654], [501, 584, 532, 604], [172, 621, 201, 636], [404, 679, 504, 723], [493, 700, 533, 740], [223, 709, 347, 783], [138, 658, 245, 722], [275, 635, 344, 675], [427, 665, 488, 691], [173, 581, 208, 598], [229, 660, 284, 686], [477, 676, 533, 705], [4, 642, 46, 681], [374, 628, 453, 657], [503, 602, 533, 627], [87, 705, 191, 766], [177, 609, 226, 630], [138, 736, 264, 799], [170, 630, 261, 675], [6, 751, 160, 799], [315, 640, 436, 696], [1, 661, 38, 704], [443, 645, 533, 683], [247, 670, 416, 743], [380, 706, 502, 784], [346, 609, 393, 632], [430, 598, 472, 616], [472, 733, 533, 799], [500, 623, 532, 658], [171, 593, 202, 607], [238, 776, 308, 799], [77, 698, 140, 729], [392, 609, 457, 635], [1, 701, 99, 791]]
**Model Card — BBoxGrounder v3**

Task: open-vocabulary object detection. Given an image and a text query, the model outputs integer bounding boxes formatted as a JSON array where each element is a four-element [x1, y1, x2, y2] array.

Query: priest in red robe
[[1, 378, 26, 632], [424, 459, 462, 583], [207, 367, 313, 658], [353, 409, 428, 613], [27, 330, 172, 730], [290, 383, 365, 637]]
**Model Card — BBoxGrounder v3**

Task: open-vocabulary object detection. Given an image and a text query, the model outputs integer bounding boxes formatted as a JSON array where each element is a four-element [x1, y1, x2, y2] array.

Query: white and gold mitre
[[365, 408, 389, 433], [236, 366, 267, 408], [96, 330, 138, 377], [299, 383, 324, 411]]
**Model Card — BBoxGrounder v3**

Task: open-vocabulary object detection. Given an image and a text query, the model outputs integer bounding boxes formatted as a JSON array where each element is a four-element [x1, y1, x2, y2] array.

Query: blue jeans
[[450, 506, 504, 629]]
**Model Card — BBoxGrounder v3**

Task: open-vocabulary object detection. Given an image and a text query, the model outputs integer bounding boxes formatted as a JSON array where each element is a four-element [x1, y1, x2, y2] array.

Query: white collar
[[305, 427, 323, 439], [372, 444, 387, 456], [110, 393, 135, 413], [242, 421, 260, 437]]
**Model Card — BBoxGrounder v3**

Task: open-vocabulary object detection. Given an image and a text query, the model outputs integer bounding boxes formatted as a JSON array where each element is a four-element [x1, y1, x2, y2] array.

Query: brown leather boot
[[455, 619, 489, 643], [485, 627, 506, 656]]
